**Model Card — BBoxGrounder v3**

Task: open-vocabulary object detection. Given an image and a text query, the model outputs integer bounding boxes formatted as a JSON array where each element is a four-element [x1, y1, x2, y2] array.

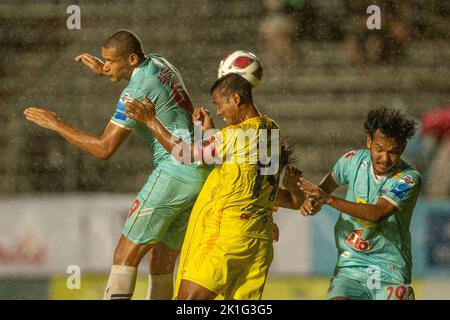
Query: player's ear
[[231, 93, 241, 107], [128, 53, 139, 67], [366, 134, 372, 149]]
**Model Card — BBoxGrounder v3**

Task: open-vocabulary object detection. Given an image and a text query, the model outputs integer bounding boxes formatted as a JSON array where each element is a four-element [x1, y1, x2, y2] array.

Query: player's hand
[[298, 178, 329, 205], [192, 107, 215, 132], [125, 96, 157, 127], [23, 107, 62, 131], [74, 53, 105, 76], [283, 166, 303, 191], [272, 222, 280, 242], [299, 196, 322, 217]]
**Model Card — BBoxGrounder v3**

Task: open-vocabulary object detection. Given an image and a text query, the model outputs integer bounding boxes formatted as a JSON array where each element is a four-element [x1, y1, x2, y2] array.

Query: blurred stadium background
[[0, 0, 449, 299]]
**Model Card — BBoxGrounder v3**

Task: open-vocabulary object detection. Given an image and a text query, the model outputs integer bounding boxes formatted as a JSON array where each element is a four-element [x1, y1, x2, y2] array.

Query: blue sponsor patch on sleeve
[[391, 183, 410, 199], [114, 101, 127, 121]]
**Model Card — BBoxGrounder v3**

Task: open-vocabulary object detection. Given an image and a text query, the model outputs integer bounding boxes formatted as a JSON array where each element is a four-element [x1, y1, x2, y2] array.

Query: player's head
[[102, 30, 146, 82], [364, 106, 417, 175], [210, 73, 253, 125]]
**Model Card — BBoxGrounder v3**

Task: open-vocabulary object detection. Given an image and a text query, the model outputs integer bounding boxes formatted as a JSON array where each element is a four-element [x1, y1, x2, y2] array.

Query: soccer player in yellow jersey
[[125, 73, 304, 299]]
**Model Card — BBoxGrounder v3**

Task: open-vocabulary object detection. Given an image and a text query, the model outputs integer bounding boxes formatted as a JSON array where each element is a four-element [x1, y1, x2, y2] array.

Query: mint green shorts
[[326, 267, 415, 300], [122, 163, 212, 249]]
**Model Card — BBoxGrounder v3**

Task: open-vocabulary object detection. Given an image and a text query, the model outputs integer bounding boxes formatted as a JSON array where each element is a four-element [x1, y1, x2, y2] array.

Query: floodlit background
[[0, 0, 449, 299]]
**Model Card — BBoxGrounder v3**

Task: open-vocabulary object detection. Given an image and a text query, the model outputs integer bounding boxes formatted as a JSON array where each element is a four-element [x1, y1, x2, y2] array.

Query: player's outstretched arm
[[298, 177, 397, 223], [274, 166, 305, 209], [125, 97, 198, 163], [24, 107, 130, 159], [298, 172, 339, 216], [74, 53, 106, 76]]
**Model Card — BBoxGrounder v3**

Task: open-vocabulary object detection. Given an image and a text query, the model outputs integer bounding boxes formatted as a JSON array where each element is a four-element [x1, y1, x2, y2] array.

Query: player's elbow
[[96, 148, 114, 160], [370, 211, 388, 224]]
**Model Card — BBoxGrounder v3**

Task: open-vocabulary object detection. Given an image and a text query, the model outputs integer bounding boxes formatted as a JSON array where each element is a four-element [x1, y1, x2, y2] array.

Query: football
[[217, 50, 263, 87]]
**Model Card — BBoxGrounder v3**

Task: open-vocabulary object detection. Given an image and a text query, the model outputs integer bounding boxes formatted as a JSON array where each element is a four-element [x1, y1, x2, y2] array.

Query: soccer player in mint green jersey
[[24, 30, 211, 300], [298, 107, 421, 300]]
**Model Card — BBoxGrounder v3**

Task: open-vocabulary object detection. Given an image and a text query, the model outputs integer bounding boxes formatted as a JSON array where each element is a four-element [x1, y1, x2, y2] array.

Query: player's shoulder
[[238, 116, 279, 130], [339, 149, 369, 162], [130, 57, 160, 87], [391, 161, 422, 186]]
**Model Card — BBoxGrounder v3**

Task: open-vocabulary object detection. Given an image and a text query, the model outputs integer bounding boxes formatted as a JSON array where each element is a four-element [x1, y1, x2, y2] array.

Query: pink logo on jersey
[[345, 229, 371, 251], [344, 150, 357, 158]]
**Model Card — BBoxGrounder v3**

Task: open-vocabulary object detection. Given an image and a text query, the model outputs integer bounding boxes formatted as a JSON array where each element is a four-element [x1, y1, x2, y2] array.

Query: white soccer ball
[[217, 50, 263, 87]]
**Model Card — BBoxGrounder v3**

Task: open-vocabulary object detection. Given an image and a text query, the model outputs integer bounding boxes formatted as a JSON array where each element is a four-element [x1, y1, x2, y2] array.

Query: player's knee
[[112, 236, 146, 266], [176, 280, 216, 300]]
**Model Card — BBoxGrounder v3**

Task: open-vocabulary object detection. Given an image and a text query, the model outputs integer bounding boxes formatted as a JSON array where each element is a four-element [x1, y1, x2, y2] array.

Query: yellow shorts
[[177, 227, 274, 300]]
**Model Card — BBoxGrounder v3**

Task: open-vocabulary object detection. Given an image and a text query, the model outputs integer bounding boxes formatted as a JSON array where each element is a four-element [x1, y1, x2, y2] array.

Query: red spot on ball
[[233, 56, 254, 68]]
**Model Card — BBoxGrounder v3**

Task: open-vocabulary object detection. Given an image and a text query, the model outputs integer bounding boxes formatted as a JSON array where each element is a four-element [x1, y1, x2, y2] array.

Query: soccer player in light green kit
[[298, 107, 421, 300], [24, 30, 211, 300]]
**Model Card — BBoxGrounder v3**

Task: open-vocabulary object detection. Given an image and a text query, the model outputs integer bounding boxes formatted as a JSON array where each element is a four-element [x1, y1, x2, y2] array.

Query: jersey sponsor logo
[[114, 93, 133, 121], [344, 150, 357, 158], [399, 175, 415, 187], [360, 160, 369, 169], [345, 229, 371, 251], [391, 183, 410, 199]]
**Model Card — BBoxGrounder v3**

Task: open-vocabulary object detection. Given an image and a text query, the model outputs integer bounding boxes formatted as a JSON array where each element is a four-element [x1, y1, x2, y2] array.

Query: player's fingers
[[124, 111, 137, 121], [130, 99, 146, 111], [74, 54, 84, 61], [124, 102, 135, 112], [74, 53, 91, 62], [201, 107, 211, 116], [144, 96, 155, 109], [306, 200, 314, 212], [192, 108, 203, 120], [300, 205, 309, 217]]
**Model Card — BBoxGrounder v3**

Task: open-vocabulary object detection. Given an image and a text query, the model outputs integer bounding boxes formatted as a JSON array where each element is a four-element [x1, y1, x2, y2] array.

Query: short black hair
[[363, 106, 417, 145], [103, 29, 146, 61], [210, 73, 253, 105]]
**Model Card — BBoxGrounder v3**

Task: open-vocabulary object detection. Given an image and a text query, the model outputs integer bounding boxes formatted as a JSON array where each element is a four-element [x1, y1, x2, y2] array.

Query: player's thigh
[[225, 237, 274, 300], [122, 169, 193, 245], [326, 271, 370, 300]]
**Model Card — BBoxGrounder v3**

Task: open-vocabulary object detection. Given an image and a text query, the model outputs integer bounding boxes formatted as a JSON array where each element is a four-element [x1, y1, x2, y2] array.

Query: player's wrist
[[324, 194, 333, 206], [52, 118, 65, 132], [145, 118, 158, 129]]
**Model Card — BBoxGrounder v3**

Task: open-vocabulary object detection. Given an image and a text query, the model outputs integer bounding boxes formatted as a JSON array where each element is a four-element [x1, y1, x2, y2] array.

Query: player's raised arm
[[74, 53, 107, 76], [298, 177, 397, 224], [125, 97, 209, 164], [24, 107, 130, 159]]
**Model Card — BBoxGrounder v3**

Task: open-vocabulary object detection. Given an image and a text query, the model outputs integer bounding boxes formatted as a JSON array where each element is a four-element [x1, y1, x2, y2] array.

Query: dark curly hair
[[280, 140, 297, 168], [363, 107, 417, 146]]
